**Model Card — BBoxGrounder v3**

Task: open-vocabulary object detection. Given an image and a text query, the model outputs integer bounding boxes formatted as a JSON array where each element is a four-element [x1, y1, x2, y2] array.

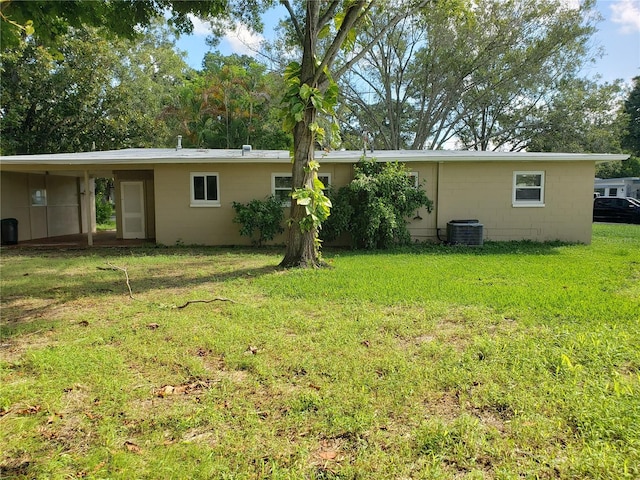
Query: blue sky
[[175, 0, 640, 84]]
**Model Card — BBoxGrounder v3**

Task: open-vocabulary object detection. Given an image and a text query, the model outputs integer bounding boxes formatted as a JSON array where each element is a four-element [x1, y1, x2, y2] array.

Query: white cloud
[[611, 0, 640, 33], [185, 15, 264, 56], [559, 0, 581, 10], [187, 14, 214, 36], [223, 24, 264, 56]]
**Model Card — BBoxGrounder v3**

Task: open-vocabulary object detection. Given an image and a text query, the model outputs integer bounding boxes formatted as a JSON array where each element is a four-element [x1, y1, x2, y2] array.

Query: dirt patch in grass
[[424, 391, 463, 421], [1, 329, 59, 364], [1, 296, 59, 324]]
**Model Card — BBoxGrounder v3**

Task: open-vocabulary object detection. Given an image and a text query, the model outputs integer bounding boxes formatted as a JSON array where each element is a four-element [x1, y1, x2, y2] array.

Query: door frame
[[120, 180, 146, 239]]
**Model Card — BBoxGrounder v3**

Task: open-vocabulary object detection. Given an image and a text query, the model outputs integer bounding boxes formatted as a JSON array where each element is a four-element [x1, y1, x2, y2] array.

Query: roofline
[[0, 148, 630, 166]]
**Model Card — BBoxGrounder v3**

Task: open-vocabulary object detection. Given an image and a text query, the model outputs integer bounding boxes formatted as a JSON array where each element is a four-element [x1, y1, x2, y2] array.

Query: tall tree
[[0, 1, 226, 48], [338, 0, 598, 151], [2, 0, 432, 267], [454, 0, 597, 151], [0, 24, 189, 154], [527, 77, 627, 154], [340, 16, 424, 150], [277, 0, 430, 268], [596, 76, 640, 178], [162, 53, 290, 150], [622, 76, 640, 156]]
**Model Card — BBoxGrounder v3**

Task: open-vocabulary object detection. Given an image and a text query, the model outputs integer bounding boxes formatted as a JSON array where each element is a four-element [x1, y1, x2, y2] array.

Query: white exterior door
[[121, 181, 146, 239]]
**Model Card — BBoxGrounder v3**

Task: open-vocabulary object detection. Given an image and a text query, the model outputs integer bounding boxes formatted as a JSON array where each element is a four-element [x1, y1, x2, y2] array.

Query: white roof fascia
[[0, 148, 630, 166]]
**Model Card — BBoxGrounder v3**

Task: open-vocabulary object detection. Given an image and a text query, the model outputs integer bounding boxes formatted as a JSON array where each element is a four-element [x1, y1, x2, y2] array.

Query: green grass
[[96, 220, 116, 231], [1, 224, 639, 479]]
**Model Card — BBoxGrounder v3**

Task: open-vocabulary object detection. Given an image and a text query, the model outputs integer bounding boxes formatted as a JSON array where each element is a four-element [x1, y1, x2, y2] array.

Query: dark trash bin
[[1, 218, 18, 245]]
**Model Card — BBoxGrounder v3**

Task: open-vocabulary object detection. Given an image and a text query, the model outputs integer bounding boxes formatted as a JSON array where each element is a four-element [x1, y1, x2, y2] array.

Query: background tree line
[[2, 0, 636, 166]]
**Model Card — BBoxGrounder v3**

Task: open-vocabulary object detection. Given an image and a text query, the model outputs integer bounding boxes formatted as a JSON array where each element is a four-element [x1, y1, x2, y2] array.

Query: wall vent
[[447, 220, 484, 246]]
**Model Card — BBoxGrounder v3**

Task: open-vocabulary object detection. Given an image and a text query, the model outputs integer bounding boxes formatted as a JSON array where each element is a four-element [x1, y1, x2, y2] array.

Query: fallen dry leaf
[[16, 405, 41, 415], [46, 413, 63, 424], [318, 450, 338, 460], [124, 441, 141, 453], [157, 385, 175, 397], [155, 380, 211, 397]]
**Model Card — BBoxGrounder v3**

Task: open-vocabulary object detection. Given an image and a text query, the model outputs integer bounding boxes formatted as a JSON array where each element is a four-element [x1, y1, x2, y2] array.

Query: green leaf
[[300, 84, 313, 101], [318, 23, 331, 40]]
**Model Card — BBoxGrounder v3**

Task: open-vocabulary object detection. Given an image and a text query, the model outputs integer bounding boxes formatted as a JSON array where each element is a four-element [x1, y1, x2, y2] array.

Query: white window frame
[[272, 173, 331, 207], [190, 172, 220, 207], [31, 188, 47, 206], [408, 172, 419, 188], [513, 171, 545, 207]]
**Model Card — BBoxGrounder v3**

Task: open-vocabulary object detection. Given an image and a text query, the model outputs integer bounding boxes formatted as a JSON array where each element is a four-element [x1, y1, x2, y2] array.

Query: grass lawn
[[1, 224, 639, 479]]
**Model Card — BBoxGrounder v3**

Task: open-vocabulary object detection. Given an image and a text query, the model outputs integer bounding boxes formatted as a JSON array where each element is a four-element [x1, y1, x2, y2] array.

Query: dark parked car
[[593, 197, 640, 224]]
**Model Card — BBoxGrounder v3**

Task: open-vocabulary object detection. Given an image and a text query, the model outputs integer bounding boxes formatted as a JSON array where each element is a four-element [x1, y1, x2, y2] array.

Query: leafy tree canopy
[[622, 76, 640, 156], [0, 0, 227, 49], [0, 22, 189, 154]]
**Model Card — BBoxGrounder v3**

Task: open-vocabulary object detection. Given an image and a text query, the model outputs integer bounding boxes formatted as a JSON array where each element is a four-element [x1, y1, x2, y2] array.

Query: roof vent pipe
[[176, 135, 182, 150], [242, 145, 252, 156]]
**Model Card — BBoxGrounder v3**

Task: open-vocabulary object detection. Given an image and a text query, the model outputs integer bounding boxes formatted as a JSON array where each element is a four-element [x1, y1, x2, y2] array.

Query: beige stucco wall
[[154, 162, 353, 246], [405, 163, 439, 242], [46, 175, 82, 237], [1, 172, 32, 241], [153, 160, 595, 246], [435, 161, 595, 244], [0, 171, 82, 241]]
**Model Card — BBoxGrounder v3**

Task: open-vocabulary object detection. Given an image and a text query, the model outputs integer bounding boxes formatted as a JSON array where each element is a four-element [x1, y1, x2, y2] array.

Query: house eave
[[0, 148, 629, 168]]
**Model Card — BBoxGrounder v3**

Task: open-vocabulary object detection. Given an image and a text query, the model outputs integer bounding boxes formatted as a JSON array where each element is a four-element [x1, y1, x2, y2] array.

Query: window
[[513, 171, 544, 207], [408, 172, 419, 188], [272, 173, 331, 206], [31, 189, 47, 206], [190, 173, 220, 207]]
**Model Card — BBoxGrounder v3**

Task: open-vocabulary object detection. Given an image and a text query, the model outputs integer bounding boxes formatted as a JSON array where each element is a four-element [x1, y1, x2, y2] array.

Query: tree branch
[[313, 0, 369, 86], [101, 263, 135, 299], [318, 0, 341, 28], [176, 298, 236, 309], [334, 0, 431, 81], [280, 0, 303, 44]]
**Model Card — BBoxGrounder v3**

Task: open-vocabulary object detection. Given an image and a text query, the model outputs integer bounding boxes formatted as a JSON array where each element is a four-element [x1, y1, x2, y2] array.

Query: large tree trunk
[[279, 109, 320, 268], [279, 2, 322, 268]]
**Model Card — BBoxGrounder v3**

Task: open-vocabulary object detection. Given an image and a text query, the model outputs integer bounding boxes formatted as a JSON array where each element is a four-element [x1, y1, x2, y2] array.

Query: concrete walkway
[[1, 231, 152, 249]]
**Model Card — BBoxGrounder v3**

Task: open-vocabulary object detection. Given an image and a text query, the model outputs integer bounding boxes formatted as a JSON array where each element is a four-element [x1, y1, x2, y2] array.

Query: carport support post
[[84, 170, 93, 246]]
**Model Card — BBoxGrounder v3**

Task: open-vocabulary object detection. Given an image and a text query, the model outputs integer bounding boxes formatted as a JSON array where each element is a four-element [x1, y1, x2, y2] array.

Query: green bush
[[232, 195, 285, 246], [321, 158, 433, 249], [94, 178, 114, 224], [95, 198, 113, 224]]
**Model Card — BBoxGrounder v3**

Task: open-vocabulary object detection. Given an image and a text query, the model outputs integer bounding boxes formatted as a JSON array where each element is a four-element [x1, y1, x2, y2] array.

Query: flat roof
[[0, 147, 629, 167]]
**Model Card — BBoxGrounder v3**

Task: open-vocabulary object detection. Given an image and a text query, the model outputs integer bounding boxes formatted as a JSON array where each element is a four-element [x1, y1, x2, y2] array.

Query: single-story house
[[0, 148, 628, 246], [594, 177, 640, 199]]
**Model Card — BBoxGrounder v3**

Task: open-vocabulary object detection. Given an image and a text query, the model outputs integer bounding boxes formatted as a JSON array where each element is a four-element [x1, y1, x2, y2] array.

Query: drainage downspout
[[436, 161, 445, 242], [84, 170, 93, 246]]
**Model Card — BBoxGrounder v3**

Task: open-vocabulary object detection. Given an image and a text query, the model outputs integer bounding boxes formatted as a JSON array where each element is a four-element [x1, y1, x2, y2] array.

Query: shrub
[[95, 198, 113, 224], [95, 178, 114, 224], [232, 195, 285, 246], [321, 158, 433, 249]]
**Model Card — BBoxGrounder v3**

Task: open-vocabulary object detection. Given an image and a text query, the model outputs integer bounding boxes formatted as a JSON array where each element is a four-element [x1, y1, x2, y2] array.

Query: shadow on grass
[[1, 247, 285, 337]]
